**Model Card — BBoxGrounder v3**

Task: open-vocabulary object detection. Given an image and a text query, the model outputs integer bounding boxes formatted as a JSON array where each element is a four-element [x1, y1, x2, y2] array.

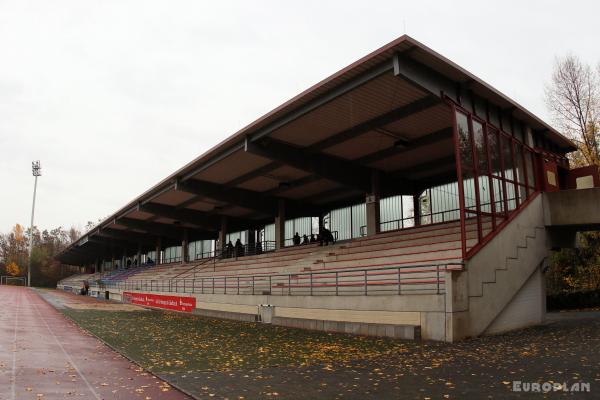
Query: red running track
[[0, 286, 190, 400]]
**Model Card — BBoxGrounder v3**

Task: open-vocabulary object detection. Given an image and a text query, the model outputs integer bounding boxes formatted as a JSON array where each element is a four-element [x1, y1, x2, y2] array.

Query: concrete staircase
[[447, 194, 548, 340]]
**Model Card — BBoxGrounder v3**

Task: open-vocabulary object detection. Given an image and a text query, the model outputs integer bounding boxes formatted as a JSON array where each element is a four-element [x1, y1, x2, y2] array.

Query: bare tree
[[545, 54, 600, 166]]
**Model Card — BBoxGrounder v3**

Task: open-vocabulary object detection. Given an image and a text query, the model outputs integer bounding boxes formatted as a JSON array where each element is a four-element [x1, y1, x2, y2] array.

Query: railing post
[[364, 270, 368, 295], [288, 274, 291, 296], [252, 275, 255, 295], [310, 272, 313, 296], [212, 277, 215, 294], [436, 265, 441, 294], [201, 278, 204, 294], [184, 279, 186, 293], [237, 276, 240, 295], [335, 271, 339, 296], [398, 267, 401, 295], [193, 279, 196, 294], [269, 275, 272, 294], [224, 276, 227, 294]]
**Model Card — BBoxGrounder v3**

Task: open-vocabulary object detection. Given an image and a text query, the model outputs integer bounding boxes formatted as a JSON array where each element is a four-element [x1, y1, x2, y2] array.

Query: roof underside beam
[[176, 179, 322, 218], [138, 203, 220, 231], [356, 127, 453, 165], [95, 228, 157, 246], [139, 202, 255, 232], [307, 95, 440, 151], [393, 52, 458, 102], [116, 218, 191, 240], [245, 137, 415, 195]]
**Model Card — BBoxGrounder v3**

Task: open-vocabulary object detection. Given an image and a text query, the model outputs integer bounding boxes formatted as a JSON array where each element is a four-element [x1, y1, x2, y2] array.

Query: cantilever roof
[[57, 35, 576, 264]]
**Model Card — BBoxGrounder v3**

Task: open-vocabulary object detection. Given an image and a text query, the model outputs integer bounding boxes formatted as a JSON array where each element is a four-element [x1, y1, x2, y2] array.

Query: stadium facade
[[57, 35, 600, 341]]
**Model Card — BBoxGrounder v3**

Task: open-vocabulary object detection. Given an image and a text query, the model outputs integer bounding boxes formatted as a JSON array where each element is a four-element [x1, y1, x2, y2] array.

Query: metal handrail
[[90, 262, 463, 296]]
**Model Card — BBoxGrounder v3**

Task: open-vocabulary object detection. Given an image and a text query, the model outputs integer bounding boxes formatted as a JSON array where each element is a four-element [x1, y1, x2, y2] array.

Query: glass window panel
[[456, 111, 473, 172], [505, 181, 516, 211], [463, 178, 477, 212], [518, 185, 527, 205], [473, 121, 487, 174], [526, 151, 536, 189], [492, 178, 506, 216], [501, 136, 515, 181], [487, 129, 502, 177], [513, 123, 523, 142], [351, 204, 366, 239], [430, 183, 460, 223], [478, 176, 491, 213]]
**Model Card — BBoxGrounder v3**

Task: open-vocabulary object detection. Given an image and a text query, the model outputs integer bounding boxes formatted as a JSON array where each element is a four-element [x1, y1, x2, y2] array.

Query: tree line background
[[0, 222, 96, 287], [545, 54, 600, 308]]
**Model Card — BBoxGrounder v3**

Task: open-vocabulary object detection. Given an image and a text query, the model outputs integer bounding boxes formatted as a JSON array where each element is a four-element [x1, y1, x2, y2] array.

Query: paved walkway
[[0, 286, 190, 400]]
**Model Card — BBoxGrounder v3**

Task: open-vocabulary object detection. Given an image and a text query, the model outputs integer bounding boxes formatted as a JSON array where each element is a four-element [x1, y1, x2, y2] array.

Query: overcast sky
[[0, 0, 598, 234]]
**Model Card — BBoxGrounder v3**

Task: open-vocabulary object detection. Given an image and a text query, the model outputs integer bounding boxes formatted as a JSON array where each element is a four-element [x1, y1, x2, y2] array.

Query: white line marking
[[28, 289, 102, 400], [10, 288, 21, 400]]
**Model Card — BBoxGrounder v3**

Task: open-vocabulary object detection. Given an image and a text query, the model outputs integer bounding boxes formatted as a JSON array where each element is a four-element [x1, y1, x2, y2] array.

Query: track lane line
[[10, 288, 21, 400], [28, 289, 102, 400]]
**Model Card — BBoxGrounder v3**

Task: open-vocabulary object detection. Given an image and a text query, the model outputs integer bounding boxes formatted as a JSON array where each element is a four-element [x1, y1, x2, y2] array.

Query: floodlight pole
[[28, 161, 41, 287]]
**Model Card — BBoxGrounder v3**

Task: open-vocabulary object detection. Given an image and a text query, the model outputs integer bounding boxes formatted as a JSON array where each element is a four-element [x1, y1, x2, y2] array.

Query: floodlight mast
[[28, 161, 41, 287]]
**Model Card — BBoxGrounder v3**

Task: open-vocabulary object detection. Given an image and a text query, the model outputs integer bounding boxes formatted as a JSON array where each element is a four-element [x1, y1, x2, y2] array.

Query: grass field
[[62, 309, 405, 373], [60, 307, 600, 399]]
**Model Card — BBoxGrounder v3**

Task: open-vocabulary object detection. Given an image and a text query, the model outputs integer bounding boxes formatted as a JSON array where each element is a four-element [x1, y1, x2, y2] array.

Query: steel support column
[[219, 216, 227, 253], [181, 229, 189, 264], [366, 171, 381, 236], [275, 199, 286, 249], [155, 237, 162, 265]]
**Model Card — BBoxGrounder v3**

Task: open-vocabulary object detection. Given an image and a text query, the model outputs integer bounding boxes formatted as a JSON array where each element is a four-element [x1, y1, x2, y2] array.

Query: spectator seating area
[[90, 218, 492, 296]]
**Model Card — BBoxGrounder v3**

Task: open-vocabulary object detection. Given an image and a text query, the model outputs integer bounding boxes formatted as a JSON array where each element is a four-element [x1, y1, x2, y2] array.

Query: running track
[[0, 286, 189, 400]]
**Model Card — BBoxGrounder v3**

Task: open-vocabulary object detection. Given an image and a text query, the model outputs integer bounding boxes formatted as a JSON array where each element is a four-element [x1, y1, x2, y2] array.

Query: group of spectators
[[223, 238, 263, 259], [222, 227, 336, 259], [292, 227, 335, 247]]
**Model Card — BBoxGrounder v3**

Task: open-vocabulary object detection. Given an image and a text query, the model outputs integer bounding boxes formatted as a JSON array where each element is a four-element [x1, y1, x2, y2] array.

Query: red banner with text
[[123, 292, 196, 313]]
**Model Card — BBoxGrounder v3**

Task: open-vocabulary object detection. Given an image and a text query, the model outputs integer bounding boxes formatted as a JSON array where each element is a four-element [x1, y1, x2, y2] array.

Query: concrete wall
[[485, 266, 545, 335], [543, 188, 600, 228], [109, 288, 446, 340]]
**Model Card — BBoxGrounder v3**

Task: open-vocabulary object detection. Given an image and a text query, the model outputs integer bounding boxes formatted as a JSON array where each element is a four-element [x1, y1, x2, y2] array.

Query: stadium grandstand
[[56, 35, 600, 341]]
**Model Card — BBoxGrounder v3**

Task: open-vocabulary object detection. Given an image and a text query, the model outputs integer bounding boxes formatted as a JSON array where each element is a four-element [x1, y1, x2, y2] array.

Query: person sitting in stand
[[235, 238, 244, 258], [147, 257, 154, 265], [310, 234, 316, 243], [126, 259, 132, 269], [324, 227, 335, 245], [80, 281, 89, 296], [319, 227, 335, 246], [293, 232, 301, 246], [255, 240, 263, 255], [133, 258, 138, 267], [302, 234, 309, 245], [226, 240, 235, 258]]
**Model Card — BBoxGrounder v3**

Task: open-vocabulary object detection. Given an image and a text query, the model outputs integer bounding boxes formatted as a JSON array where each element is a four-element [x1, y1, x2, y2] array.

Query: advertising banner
[[122, 292, 196, 312]]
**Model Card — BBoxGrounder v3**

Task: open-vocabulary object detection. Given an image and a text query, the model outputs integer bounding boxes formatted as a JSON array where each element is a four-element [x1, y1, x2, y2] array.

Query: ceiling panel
[[270, 74, 427, 147], [192, 149, 272, 184]]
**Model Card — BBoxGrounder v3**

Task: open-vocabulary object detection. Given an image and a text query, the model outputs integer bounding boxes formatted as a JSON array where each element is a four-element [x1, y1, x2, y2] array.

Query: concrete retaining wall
[[109, 288, 445, 340]]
